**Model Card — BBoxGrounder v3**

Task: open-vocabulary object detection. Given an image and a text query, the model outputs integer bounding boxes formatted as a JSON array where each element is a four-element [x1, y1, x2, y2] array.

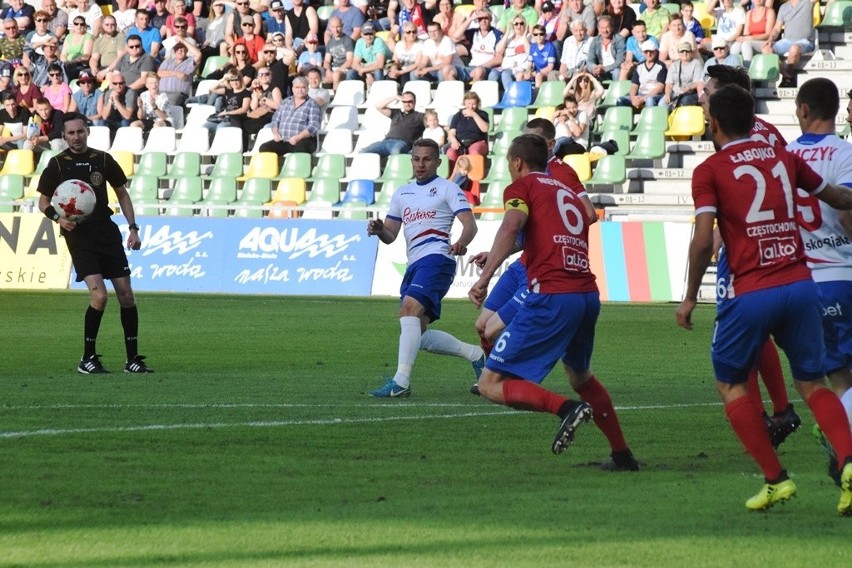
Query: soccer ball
[[51, 179, 97, 222]]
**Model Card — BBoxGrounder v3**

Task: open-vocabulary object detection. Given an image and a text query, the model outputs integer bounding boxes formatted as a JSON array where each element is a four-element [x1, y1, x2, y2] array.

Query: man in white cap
[[616, 39, 666, 109], [703, 36, 740, 77]]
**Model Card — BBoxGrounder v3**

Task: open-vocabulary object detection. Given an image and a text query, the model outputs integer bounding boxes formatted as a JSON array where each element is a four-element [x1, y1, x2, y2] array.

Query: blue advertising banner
[[71, 216, 378, 296]]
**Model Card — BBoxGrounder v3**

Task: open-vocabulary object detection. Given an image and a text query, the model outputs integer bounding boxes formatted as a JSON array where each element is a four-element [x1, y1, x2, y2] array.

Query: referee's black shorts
[[64, 219, 131, 282]]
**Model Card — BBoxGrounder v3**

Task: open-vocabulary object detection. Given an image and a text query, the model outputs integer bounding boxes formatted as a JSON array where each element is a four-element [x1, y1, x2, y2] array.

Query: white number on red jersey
[[735, 161, 795, 224]]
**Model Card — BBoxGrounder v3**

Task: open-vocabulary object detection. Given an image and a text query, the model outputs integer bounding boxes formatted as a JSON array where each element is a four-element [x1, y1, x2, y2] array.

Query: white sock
[[841, 388, 852, 429], [393, 316, 422, 388], [420, 329, 483, 362]]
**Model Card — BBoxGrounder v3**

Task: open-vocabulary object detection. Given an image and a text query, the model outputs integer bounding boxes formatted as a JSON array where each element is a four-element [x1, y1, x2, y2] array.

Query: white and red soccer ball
[[51, 179, 96, 222]]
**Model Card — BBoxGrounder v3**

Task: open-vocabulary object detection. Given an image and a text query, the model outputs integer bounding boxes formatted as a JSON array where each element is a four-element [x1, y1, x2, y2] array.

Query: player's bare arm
[[815, 181, 852, 211], [676, 212, 715, 330], [469, 209, 526, 308], [449, 210, 477, 256], [367, 217, 401, 244]]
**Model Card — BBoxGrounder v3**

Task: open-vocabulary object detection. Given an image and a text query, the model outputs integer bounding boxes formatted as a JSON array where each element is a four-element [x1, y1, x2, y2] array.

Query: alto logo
[[758, 237, 797, 265]]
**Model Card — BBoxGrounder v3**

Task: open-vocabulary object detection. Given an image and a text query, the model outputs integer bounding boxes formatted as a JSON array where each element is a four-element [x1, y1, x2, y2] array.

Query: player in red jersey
[[469, 133, 602, 456], [700, 64, 800, 447], [678, 84, 852, 514]]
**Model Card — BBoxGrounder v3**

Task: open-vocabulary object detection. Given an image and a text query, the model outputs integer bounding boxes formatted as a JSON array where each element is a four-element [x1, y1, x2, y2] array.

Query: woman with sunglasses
[[240, 66, 282, 151], [203, 70, 250, 132], [60, 17, 94, 79], [492, 18, 531, 92], [12, 66, 42, 109], [564, 70, 604, 117], [41, 62, 71, 112]]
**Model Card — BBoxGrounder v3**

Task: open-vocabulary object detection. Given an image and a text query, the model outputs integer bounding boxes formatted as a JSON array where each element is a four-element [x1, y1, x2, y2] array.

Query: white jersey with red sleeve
[[387, 176, 472, 265], [786, 133, 852, 282], [503, 171, 597, 294], [692, 138, 825, 297], [751, 116, 787, 151]]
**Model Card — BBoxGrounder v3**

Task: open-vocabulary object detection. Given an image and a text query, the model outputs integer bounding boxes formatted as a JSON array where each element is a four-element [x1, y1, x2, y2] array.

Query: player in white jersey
[[788, 78, 852, 483], [367, 138, 485, 398]]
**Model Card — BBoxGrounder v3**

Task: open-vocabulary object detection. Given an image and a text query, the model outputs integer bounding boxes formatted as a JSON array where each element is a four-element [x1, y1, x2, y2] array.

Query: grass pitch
[[0, 292, 848, 567]]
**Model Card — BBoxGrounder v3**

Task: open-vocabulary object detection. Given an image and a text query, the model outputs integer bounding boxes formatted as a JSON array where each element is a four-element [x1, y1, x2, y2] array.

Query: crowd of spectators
[[0, 0, 825, 158]]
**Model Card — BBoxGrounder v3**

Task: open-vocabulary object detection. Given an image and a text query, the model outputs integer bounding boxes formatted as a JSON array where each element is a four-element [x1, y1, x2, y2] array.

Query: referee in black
[[37, 112, 153, 374]]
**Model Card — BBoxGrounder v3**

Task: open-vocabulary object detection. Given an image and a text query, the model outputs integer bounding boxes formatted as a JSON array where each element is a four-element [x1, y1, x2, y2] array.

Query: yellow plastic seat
[[0, 149, 35, 176], [562, 153, 592, 182], [111, 150, 135, 178], [236, 152, 279, 182], [664, 106, 706, 140], [271, 178, 307, 204]]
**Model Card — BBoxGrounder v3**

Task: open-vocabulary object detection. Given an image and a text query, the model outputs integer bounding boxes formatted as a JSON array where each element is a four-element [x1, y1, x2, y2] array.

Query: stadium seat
[[267, 200, 301, 218], [597, 80, 632, 109], [587, 155, 627, 187], [329, 80, 365, 107], [133, 152, 168, 178], [480, 157, 511, 184], [457, 154, 485, 181], [0, 149, 34, 176], [204, 126, 243, 156], [489, 130, 521, 156], [534, 106, 556, 121], [111, 150, 135, 178], [479, 180, 509, 209], [530, 80, 566, 108], [632, 106, 669, 134], [428, 80, 465, 109], [192, 79, 218, 99], [493, 81, 533, 109], [0, 174, 25, 202], [87, 125, 111, 151], [402, 80, 432, 109], [183, 105, 216, 130], [664, 106, 706, 140], [378, 154, 414, 182], [308, 153, 346, 181], [363, 80, 399, 108], [376, 179, 404, 207], [276, 152, 312, 180], [595, 106, 634, 133], [199, 177, 237, 216], [493, 107, 529, 133], [142, 126, 177, 154], [693, 2, 715, 30], [308, 178, 341, 204], [338, 200, 368, 219], [324, 105, 359, 132], [175, 126, 211, 153], [127, 175, 160, 202], [110, 126, 144, 153], [819, 0, 852, 26], [454, 4, 476, 18], [316, 4, 333, 20], [625, 130, 666, 162], [163, 152, 201, 180], [469, 80, 500, 109], [342, 179, 375, 205], [562, 153, 592, 182], [272, 177, 307, 204], [200, 55, 228, 79], [203, 152, 243, 180], [437, 157, 450, 179], [232, 178, 272, 217], [316, 128, 353, 156], [661, 2, 680, 15], [246, 127, 275, 155], [596, 129, 630, 156], [163, 177, 202, 216], [748, 54, 781, 83], [32, 148, 57, 176], [236, 152, 279, 182], [342, 152, 381, 182]]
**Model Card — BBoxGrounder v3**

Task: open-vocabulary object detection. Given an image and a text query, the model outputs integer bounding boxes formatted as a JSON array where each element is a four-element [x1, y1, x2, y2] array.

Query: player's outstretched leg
[[419, 328, 485, 383], [370, 316, 420, 398]]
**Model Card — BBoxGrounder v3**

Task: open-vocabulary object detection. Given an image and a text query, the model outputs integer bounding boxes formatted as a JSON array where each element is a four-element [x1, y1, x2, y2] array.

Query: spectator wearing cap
[[552, 19, 590, 81], [163, 16, 199, 59], [1, 18, 26, 62], [284, 0, 320, 51], [607, 0, 637, 39], [259, 75, 321, 157], [90, 16, 127, 82], [1, 0, 35, 32], [663, 42, 702, 111], [585, 16, 625, 82], [267, 0, 288, 36], [24, 37, 64, 87], [496, 0, 537, 33], [616, 39, 666, 109], [256, 41, 291, 97], [163, 0, 197, 40], [67, 0, 102, 38], [114, 34, 157, 94], [537, 2, 559, 44], [324, 16, 355, 90], [224, 0, 262, 57], [450, 8, 502, 80], [158, 41, 200, 107], [658, 13, 696, 68], [68, 69, 104, 123], [348, 22, 390, 87], [234, 16, 266, 62], [25, 11, 56, 55], [126, 10, 163, 59], [297, 33, 323, 74], [328, 0, 366, 43], [620, 20, 651, 81], [703, 36, 740, 77]]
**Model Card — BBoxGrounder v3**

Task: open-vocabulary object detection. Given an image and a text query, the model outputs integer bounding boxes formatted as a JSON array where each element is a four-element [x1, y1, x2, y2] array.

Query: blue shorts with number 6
[[486, 290, 600, 384]]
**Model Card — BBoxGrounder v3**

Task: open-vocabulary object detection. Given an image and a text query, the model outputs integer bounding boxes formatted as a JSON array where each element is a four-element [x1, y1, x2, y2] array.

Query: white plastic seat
[[203, 126, 244, 156], [363, 79, 399, 109], [110, 126, 144, 153], [470, 80, 500, 109], [402, 80, 432, 110], [427, 80, 464, 109], [357, 106, 392, 133], [142, 126, 177, 154], [324, 105, 359, 132], [301, 200, 335, 219], [246, 127, 275, 155], [87, 125, 111, 151], [352, 128, 386, 154], [329, 80, 365, 107], [175, 126, 211, 153], [183, 104, 216, 129], [341, 152, 381, 182], [193, 79, 218, 99], [315, 128, 353, 156]]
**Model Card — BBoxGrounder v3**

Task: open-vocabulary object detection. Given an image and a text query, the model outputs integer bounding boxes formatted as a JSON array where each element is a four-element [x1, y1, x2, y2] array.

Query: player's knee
[[116, 289, 135, 308]]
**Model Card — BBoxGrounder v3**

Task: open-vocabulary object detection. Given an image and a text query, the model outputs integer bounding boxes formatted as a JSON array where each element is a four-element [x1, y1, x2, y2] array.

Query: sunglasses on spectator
[[128, 44, 142, 48], [258, 71, 270, 76], [112, 81, 125, 85], [74, 21, 86, 26], [363, 32, 374, 35], [235, 49, 247, 54], [404, 30, 416, 34], [713, 46, 726, 51], [49, 72, 61, 77], [229, 78, 241, 81], [175, 24, 187, 29], [15, 72, 29, 77], [513, 21, 525, 26], [242, 22, 254, 26], [35, 18, 49, 22], [401, 99, 415, 104], [263, 49, 275, 53], [532, 32, 544, 36]]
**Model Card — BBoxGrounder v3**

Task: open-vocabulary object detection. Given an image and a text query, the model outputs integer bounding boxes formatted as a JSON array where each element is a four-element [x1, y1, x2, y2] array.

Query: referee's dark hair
[[705, 64, 751, 91], [508, 134, 549, 173], [61, 111, 90, 130], [709, 84, 754, 139]]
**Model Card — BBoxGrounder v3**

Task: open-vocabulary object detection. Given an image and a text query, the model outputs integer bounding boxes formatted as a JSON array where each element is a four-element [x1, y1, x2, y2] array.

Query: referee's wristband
[[44, 205, 60, 222], [128, 223, 140, 231]]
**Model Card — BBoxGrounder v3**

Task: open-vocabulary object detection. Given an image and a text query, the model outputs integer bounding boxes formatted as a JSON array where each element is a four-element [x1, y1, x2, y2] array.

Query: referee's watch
[[128, 223, 140, 231]]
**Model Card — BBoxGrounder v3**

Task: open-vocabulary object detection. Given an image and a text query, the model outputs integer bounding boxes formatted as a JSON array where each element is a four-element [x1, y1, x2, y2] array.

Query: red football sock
[[502, 379, 567, 416], [725, 396, 783, 481], [807, 387, 852, 464], [574, 376, 628, 452], [480, 336, 493, 357], [746, 367, 763, 408], [758, 341, 789, 414]]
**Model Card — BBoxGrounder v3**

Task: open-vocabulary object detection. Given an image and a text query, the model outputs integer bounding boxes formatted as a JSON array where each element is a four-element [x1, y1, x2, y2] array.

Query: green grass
[[0, 292, 848, 567]]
